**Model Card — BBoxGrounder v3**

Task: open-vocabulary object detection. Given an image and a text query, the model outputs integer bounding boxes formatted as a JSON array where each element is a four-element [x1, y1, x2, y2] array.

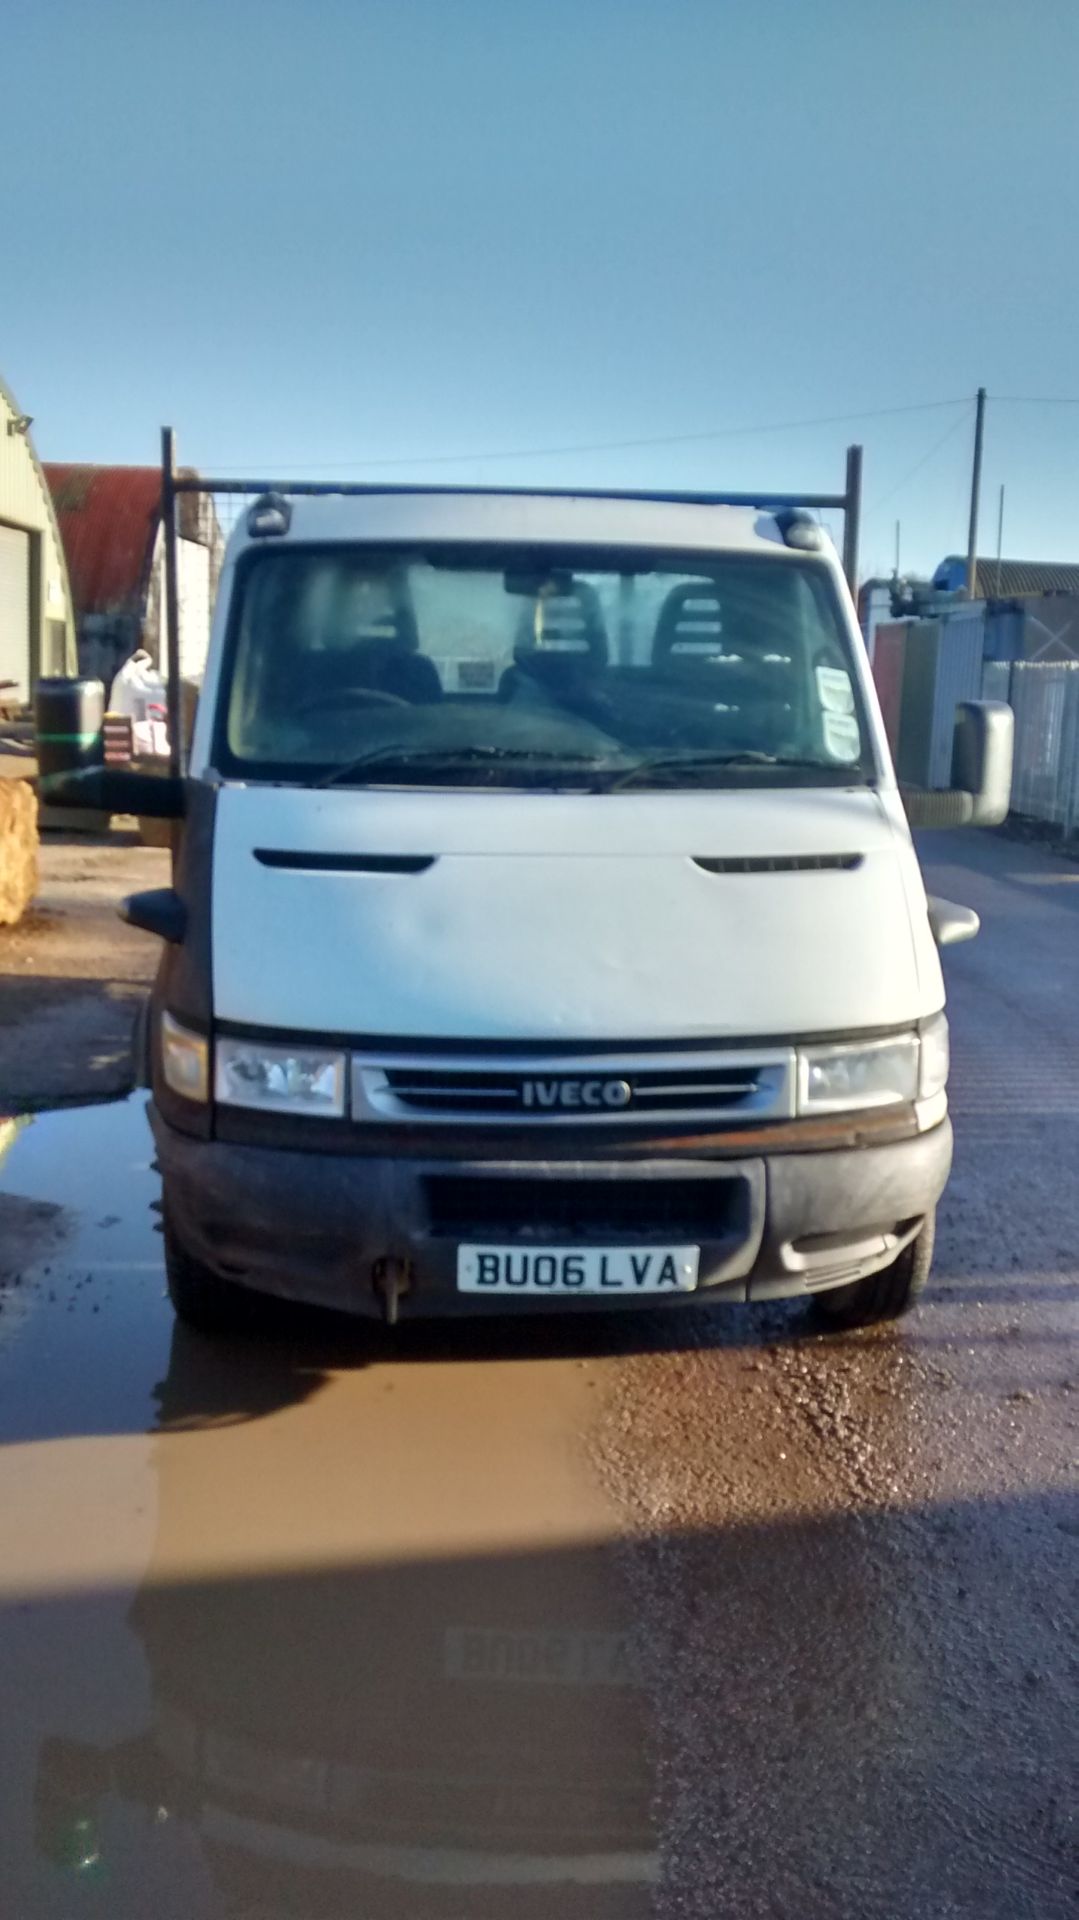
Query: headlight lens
[[161, 1012, 210, 1103], [215, 1037, 346, 1116], [919, 1013, 949, 1100], [797, 1033, 919, 1114]]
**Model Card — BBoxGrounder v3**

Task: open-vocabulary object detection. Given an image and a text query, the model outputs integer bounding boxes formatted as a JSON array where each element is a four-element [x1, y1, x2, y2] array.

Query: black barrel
[[33, 678, 105, 782]]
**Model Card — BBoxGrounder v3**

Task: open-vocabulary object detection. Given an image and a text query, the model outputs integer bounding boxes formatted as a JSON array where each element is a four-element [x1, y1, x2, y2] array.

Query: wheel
[[164, 1220, 261, 1334], [811, 1211, 935, 1330]]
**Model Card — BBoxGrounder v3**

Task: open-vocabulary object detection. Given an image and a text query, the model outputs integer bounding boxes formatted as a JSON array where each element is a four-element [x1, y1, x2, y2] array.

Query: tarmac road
[[0, 827, 1074, 1918]]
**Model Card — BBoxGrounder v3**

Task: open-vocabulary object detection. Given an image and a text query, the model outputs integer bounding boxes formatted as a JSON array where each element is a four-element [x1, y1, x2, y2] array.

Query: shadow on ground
[[0, 975, 143, 1109], [16, 1477, 1078, 1919]]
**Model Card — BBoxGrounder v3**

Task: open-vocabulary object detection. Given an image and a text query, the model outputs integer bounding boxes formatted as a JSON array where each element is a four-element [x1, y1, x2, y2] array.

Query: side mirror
[[901, 700, 1013, 830], [951, 700, 1013, 826], [926, 895, 980, 946], [38, 768, 187, 820]]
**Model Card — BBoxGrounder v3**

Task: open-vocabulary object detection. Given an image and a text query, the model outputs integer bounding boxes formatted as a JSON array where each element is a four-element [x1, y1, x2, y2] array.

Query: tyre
[[164, 1221, 261, 1334], [132, 994, 151, 1090], [811, 1211, 935, 1330]]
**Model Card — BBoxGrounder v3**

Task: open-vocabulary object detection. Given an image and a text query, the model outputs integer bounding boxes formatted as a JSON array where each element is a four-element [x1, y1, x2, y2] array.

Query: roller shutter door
[[0, 524, 31, 702]]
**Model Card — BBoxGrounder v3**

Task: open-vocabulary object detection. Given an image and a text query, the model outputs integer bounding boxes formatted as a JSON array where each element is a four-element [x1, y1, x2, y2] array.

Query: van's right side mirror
[[902, 700, 1014, 830]]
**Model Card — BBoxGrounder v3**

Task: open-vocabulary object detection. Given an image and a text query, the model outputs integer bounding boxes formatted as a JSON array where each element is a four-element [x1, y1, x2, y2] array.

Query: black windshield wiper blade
[[598, 752, 852, 793], [316, 745, 604, 789]]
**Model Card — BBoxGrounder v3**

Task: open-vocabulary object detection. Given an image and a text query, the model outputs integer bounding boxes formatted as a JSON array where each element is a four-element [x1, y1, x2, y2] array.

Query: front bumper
[[151, 1105, 953, 1321]]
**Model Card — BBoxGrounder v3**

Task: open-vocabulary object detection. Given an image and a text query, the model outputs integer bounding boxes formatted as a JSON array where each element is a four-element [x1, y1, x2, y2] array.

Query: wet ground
[[0, 829, 1076, 1918], [0, 828, 164, 1109]]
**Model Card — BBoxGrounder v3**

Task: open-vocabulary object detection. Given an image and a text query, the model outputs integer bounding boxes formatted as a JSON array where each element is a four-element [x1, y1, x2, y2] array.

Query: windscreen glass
[[219, 547, 873, 789]]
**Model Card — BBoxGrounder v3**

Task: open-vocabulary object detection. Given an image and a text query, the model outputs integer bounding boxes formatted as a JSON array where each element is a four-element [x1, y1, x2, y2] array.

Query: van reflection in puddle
[[34, 1324, 657, 1917]]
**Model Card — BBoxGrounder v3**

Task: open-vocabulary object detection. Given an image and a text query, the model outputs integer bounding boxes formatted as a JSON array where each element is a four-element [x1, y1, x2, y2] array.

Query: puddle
[[0, 1092, 159, 1255], [0, 1096, 168, 1438], [0, 1097, 656, 1917], [0, 1094, 162, 1304]]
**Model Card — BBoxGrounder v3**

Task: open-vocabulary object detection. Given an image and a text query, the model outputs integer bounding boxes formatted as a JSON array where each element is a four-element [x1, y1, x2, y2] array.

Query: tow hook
[[372, 1255, 411, 1327]]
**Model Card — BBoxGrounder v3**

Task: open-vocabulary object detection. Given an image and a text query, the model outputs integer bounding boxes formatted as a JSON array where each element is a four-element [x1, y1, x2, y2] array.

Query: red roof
[[42, 465, 161, 618]]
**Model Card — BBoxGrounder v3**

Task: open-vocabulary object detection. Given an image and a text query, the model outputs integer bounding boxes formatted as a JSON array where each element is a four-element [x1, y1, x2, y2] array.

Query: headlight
[[797, 1033, 919, 1114], [161, 1012, 209, 1103], [215, 1037, 346, 1116], [919, 1013, 949, 1100]]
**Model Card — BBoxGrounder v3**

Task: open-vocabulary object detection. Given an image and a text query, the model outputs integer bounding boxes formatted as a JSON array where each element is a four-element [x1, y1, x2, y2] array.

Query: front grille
[[354, 1049, 794, 1126], [425, 1174, 744, 1240], [385, 1064, 759, 1116]]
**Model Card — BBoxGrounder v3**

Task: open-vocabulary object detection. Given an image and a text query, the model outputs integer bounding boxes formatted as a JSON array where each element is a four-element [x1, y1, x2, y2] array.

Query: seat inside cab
[[650, 580, 795, 751], [296, 571, 443, 709], [499, 581, 609, 704]]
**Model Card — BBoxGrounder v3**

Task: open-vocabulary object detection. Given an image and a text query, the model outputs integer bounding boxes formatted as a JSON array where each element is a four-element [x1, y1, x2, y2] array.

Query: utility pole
[[161, 427, 182, 781], [965, 387, 986, 599], [995, 484, 1005, 597], [894, 520, 901, 579]]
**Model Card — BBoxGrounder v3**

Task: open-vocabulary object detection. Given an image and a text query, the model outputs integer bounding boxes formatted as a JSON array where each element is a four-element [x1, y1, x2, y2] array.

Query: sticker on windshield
[[822, 711, 861, 762], [816, 665, 856, 714]]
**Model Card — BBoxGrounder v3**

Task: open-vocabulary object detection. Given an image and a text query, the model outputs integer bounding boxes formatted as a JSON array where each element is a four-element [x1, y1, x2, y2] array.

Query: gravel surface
[[595, 828, 1078, 1917]]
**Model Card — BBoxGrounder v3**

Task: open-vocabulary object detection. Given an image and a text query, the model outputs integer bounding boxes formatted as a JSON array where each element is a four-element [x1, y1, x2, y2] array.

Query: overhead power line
[[193, 390, 1079, 478], [202, 396, 968, 475], [865, 405, 975, 514]]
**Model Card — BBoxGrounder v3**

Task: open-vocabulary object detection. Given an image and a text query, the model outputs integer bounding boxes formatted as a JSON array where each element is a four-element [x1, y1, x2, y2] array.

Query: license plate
[[456, 1244, 699, 1296], [444, 1626, 637, 1687]]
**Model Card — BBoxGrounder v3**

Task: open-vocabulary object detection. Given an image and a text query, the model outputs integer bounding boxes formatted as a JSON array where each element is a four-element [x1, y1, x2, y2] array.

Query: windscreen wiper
[[315, 744, 605, 790], [598, 752, 858, 793]]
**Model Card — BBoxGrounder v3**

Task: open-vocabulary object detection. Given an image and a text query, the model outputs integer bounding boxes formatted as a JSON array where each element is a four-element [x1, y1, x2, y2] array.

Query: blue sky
[[4, 0, 1078, 577]]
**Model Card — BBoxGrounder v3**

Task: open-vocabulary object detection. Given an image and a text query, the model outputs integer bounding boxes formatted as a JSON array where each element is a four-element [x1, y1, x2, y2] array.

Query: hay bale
[[0, 779, 38, 927]]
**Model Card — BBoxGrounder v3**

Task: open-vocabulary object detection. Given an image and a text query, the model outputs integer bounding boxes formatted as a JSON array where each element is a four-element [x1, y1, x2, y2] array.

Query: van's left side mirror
[[902, 700, 1014, 830], [38, 768, 187, 820]]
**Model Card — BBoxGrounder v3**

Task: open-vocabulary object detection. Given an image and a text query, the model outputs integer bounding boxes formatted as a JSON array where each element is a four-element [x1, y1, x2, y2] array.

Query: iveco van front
[[96, 485, 1010, 1333]]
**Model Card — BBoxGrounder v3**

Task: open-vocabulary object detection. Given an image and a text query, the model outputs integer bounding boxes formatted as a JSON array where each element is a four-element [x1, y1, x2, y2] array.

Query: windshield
[[217, 545, 874, 789]]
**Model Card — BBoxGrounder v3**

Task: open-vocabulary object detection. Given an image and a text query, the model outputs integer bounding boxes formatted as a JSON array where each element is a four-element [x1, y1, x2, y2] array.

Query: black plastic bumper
[[151, 1104, 953, 1321]]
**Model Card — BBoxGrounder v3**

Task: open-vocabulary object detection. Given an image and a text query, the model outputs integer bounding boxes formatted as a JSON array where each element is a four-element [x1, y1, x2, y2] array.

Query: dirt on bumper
[[151, 1104, 952, 1321]]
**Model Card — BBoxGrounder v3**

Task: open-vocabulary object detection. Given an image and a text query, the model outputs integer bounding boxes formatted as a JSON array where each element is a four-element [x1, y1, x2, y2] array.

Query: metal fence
[[1005, 661, 1079, 834], [980, 660, 1013, 705]]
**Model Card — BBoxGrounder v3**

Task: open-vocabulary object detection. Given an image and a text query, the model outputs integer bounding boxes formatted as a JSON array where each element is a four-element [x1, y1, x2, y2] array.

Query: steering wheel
[[296, 686, 411, 714]]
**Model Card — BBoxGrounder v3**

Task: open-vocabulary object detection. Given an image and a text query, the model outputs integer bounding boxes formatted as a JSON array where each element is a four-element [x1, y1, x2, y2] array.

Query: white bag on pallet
[[108, 651, 169, 757]]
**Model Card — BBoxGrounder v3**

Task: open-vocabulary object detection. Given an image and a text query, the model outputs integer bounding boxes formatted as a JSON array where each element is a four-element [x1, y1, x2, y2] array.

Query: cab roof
[[223, 488, 833, 566]]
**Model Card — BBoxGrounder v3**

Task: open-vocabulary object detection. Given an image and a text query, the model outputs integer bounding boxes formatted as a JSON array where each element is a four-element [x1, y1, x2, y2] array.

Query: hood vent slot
[[693, 853, 863, 875], [254, 850, 435, 874]]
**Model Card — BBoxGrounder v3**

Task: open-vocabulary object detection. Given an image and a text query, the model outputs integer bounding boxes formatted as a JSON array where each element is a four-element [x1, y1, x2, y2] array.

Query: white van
[[59, 484, 1011, 1333]]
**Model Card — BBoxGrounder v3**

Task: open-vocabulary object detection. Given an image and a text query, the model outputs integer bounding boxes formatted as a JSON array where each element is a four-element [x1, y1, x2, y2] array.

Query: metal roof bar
[[159, 431, 863, 794], [172, 474, 849, 510]]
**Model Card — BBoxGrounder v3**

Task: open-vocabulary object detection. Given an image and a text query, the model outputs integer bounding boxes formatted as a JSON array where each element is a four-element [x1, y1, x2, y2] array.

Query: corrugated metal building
[[0, 377, 77, 702], [932, 555, 1079, 597], [43, 463, 223, 690], [892, 616, 985, 789]]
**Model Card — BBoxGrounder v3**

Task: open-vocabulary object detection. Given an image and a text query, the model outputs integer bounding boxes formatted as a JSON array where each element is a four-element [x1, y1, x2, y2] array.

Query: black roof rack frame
[[158, 429, 863, 782]]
